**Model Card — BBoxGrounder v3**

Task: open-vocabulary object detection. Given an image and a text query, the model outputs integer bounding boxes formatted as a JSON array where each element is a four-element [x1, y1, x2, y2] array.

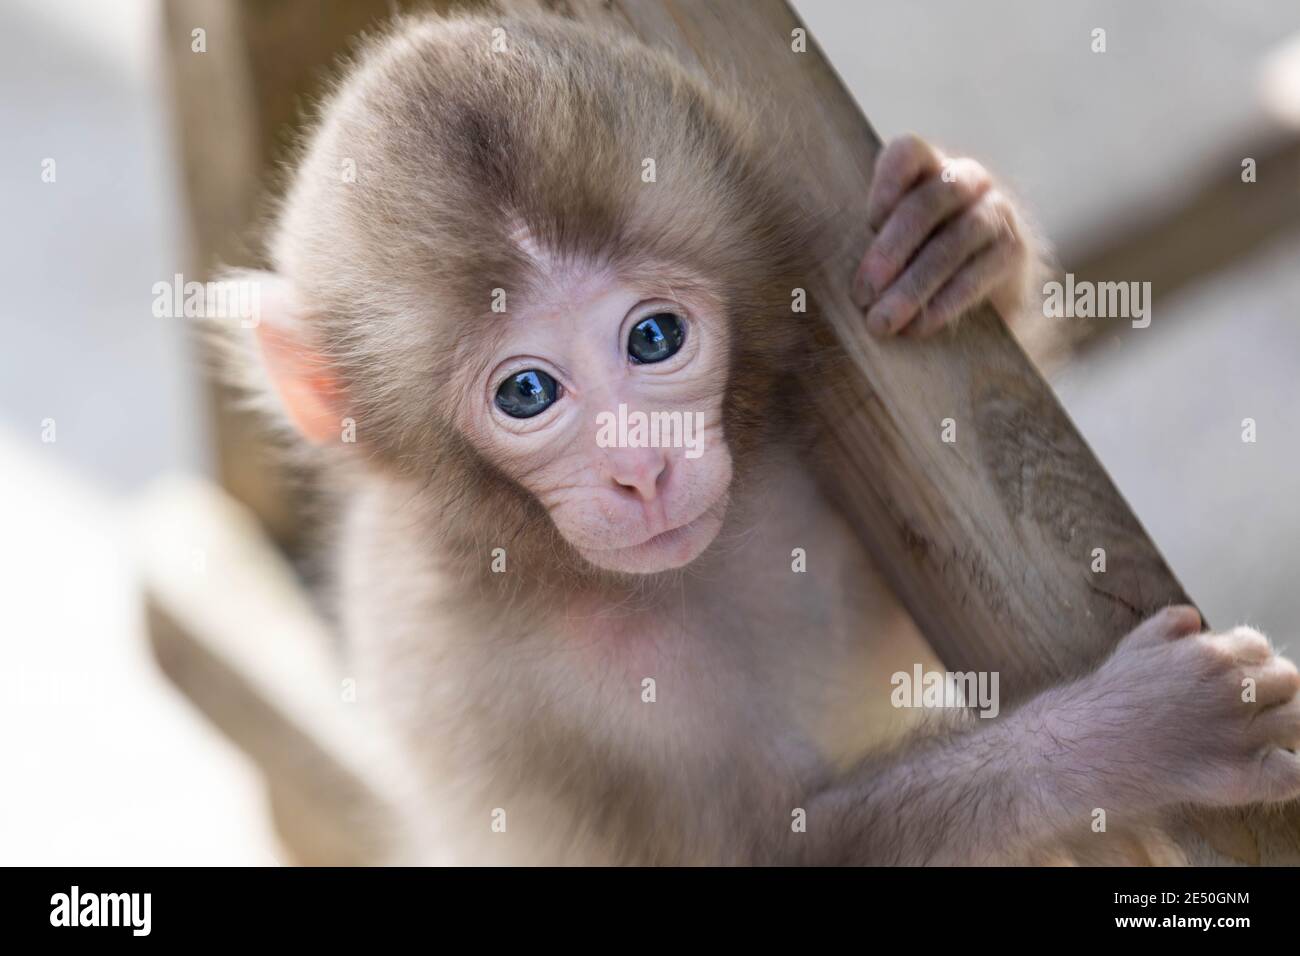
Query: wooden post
[[502, 0, 1300, 864], [1026, 130, 1300, 367], [159, 0, 444, 864], [138, 478, 400, 865], [162, 0, 441, 549]]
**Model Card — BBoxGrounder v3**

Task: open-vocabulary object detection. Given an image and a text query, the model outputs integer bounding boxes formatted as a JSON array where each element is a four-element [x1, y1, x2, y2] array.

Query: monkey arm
[[796, 695, 1093, 865], [795, 605, 1300, 865]]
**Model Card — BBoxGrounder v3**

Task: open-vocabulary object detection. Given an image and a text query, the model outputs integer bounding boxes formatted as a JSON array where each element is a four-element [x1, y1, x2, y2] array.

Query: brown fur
[[266, 13, 816, 592], [228, 12, 1300, 865]]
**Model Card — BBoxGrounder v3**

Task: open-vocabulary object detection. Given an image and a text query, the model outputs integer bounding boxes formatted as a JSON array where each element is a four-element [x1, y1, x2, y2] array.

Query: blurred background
[[1, 0, 1297, 864]]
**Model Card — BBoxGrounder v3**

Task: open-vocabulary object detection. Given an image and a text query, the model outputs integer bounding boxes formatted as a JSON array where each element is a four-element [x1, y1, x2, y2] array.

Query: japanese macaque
[[235, 12, 1300, 864]]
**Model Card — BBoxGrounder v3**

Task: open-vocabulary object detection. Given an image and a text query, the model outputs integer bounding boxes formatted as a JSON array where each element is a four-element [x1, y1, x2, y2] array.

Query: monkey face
[[457, 268, 734, 574], [251, 12, 821, 587]]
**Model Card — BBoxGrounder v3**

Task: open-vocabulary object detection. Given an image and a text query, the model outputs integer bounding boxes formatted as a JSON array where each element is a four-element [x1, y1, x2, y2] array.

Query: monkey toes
[[1099, 610, 1300, 808], [1170, 622, 1300, 804], [1117, 603, 1202, 648]]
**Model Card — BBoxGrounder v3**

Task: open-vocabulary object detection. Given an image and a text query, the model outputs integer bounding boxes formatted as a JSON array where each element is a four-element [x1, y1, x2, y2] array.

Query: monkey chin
[[578, 507, 726, 575]]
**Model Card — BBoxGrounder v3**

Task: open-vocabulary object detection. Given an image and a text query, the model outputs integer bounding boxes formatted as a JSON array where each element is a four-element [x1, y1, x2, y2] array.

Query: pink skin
[[267, 135, 1033, 576], [470, 136, 1034, 576], [461, 268, 733, 575], [852, 134, 1032, 335], [1041, 607, 1300, 810]]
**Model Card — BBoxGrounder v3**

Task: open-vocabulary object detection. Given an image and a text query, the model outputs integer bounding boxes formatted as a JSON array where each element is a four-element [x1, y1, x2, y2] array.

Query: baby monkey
[[241, 13, 1300, 864]]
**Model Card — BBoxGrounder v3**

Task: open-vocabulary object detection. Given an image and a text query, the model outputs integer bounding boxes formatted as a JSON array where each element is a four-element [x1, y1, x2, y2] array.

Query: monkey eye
[[495, 369, 559, 419], [628, 312, 686, 364]]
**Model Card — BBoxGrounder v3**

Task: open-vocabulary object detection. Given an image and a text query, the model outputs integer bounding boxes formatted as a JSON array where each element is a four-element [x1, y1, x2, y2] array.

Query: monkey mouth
[[635, 520, 702, 551], [582, 501, 727, 573]]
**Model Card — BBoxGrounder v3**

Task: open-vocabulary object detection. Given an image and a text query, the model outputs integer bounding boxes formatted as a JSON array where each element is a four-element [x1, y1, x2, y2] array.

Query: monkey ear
[[246, 271, 344, 445]]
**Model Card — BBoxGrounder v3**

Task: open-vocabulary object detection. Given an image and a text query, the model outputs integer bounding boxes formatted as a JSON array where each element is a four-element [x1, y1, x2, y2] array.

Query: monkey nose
[[607, 447, 669, 502]]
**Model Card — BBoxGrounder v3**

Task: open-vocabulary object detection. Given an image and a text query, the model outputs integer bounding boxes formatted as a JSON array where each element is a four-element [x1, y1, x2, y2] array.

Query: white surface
[[0, 425, 281, 865]]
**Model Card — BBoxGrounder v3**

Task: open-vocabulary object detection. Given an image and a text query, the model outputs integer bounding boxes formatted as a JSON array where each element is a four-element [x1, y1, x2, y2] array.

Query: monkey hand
[[851, 133, 1034, 337], [1038, 606, 1300, 813]]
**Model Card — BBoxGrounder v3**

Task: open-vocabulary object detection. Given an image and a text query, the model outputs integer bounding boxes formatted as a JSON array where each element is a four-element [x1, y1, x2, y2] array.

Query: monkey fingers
[[861, 182, 996, 334], [856, 157, 991, 311], [865, 133, 945, 230], [1242, 654, 1300, 710], [905, 229, 1022, 338], [1117, 604, 1204, 650], [1213, 624, 1277, 664], [1258, 744, 1300, 802], [1253, 696, 1300, 803]]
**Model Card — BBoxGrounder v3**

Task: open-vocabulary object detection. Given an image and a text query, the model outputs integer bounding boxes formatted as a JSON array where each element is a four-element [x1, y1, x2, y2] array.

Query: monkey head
[[248, 14, 818, 583]]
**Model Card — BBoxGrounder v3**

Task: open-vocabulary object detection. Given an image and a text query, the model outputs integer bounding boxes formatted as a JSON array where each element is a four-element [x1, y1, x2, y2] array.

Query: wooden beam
[[161, 0, 441, 550], [138, 477, 401, 865], [1027, 29, 1300, 365], [1020, 129, 1300, 368], [502, 0, 1300, 864]]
